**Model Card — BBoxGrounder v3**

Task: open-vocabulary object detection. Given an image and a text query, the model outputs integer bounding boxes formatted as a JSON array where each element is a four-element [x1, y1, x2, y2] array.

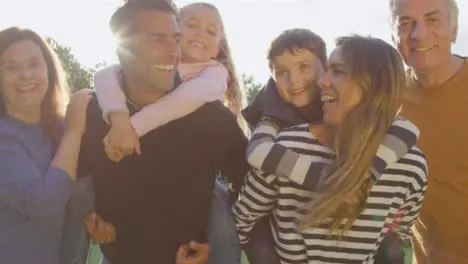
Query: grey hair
[[389, 0, 459, 27], [447, 0, 460, 24]]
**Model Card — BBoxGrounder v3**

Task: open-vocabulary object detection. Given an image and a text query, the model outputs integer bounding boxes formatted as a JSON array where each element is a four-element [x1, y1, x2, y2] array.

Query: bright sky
[[1, 0, 467, 84]]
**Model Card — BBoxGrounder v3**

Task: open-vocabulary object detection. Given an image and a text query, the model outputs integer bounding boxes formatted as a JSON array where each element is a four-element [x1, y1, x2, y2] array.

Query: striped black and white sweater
[[246, 116, 420, 191], [233, 124, 428, 264]]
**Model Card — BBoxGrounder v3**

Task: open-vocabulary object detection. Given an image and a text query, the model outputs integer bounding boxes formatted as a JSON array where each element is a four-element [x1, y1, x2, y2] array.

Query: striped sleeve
[[246, 118, 280, 170], [246, 116, 420, 190], [393, 188, 426, 241], [392, 149, 428, 241], [370, 116, 420, 181], [232, 169, 278, 244]]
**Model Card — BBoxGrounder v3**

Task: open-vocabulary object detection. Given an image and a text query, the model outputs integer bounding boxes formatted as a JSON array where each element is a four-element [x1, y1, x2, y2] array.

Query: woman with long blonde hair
[[234, 35, 428, 263]]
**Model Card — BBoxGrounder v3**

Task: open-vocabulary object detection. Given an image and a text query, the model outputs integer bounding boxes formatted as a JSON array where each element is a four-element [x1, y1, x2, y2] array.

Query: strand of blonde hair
[[299, 36, 405, 237]]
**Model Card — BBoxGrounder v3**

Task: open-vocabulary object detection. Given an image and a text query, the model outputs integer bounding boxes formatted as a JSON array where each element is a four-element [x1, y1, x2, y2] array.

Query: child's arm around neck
[[93, 64, 129, 124], [131, 61, 228, 135], [93, 61, 228, 136]]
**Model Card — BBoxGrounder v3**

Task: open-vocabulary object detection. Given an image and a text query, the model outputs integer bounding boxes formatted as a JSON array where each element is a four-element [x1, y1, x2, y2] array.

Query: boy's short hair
[[267, 28, 327, 67]]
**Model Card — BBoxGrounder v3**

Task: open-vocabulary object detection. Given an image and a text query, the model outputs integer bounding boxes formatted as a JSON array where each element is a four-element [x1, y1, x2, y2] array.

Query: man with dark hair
[[77, 1, 249, 263]]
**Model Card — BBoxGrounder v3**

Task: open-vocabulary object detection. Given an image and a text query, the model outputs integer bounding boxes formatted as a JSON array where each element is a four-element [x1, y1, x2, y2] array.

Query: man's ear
[[451, 21, 459, 43], [268, 61, 275, 77], [391, 33, 405, 56], [117, 40, 135, 63], [391, 33, 398, 46]]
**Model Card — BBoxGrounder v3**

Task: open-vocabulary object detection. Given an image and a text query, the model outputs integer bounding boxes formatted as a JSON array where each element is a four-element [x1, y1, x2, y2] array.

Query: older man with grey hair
[[389, 0, 468, 263]]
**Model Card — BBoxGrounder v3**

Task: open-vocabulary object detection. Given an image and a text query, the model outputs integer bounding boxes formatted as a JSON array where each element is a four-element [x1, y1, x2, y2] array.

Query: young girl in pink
[[94, 2, 244, 161]]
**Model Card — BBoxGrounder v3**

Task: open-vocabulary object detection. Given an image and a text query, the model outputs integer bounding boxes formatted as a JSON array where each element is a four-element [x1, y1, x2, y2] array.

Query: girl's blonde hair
[[300, 36, 405, 236], [179, 3, 246, 130]]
